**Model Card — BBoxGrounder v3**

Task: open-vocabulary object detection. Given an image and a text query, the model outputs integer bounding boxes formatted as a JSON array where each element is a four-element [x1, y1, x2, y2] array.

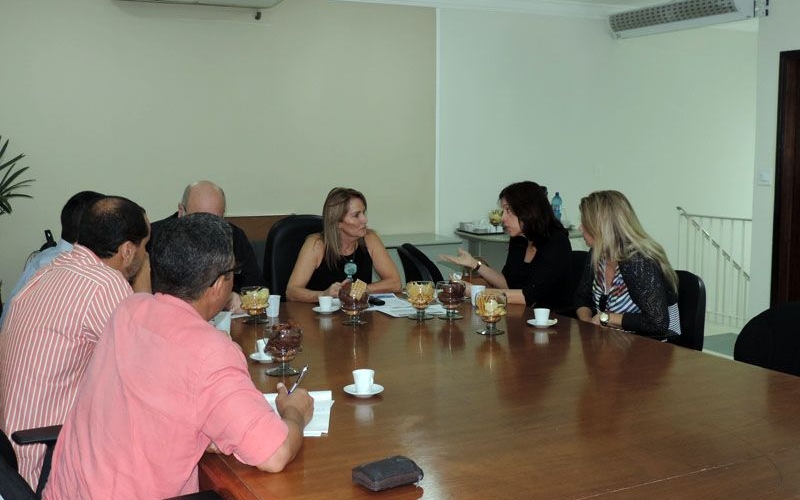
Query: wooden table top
[[200, 302, 800, 500]]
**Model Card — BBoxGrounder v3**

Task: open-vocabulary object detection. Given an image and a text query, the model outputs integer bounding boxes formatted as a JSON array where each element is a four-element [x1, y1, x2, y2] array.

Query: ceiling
[[336, 0, 673, 18]]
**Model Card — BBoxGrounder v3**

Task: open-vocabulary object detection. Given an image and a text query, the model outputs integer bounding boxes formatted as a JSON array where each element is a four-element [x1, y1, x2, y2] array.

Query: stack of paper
[[366, 293, 447, 318], [264, 390, 334, 437]]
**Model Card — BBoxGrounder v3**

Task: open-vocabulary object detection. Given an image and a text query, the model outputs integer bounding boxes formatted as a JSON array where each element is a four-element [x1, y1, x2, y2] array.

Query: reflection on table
[[200, 301, 800, 500]]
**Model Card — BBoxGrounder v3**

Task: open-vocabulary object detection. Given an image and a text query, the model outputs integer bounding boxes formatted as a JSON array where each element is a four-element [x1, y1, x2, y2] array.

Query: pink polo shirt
[[43, 293, 288, 500]]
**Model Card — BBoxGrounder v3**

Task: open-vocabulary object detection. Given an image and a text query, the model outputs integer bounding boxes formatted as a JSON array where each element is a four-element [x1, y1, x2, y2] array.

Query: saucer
[[344, 383, 384, 398], [249, 352, 274, 363], [313, 305, 341, 314], [526, 318, 558, 328]]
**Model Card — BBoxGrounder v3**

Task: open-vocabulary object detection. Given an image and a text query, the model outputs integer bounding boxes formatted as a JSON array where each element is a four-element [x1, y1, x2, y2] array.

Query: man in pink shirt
[[44, 213, 313, 500], [0, 196, 150, 491]]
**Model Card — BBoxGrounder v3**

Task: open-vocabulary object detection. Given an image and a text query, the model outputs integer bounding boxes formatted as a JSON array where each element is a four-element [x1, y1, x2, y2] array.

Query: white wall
[[0, 0, 435, 293], [750, 0, 800, 316], [437, 9, 757, 270]]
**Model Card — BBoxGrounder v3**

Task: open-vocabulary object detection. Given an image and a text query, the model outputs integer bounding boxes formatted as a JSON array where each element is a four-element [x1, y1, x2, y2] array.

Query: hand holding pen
[[289, 364, 309, 394]]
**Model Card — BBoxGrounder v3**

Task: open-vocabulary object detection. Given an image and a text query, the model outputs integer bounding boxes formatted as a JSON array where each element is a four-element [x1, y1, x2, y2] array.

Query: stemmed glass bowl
[[339, 280, 369, 326], [436, 280, 466, 321], [475, 290, 508, 336], [265, 322, 303, 376], [489, 209, 503, 233], [240, 286, 270, 324], [406, 281, 435, 321]]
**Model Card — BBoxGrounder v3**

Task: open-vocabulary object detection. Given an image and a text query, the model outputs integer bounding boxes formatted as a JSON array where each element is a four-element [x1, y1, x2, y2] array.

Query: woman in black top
[[441, 181, 572, 308], [286, 187, 401, 303]]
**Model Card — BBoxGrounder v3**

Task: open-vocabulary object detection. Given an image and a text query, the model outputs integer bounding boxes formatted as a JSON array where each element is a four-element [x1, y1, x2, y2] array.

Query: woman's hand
[[323, 280, 345, 298], [440, 248, 479, 270]]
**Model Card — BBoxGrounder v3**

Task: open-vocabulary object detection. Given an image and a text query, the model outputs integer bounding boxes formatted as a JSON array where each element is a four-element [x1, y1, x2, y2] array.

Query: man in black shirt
[[149, 181, 266, 309]]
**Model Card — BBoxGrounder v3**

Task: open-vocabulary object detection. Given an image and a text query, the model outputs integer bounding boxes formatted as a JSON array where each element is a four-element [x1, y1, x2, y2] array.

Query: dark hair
[[498, 181, 564, 244], [150, 213, 234, 301], [77, 196, 149, 258], [60, 191, 104, 243]]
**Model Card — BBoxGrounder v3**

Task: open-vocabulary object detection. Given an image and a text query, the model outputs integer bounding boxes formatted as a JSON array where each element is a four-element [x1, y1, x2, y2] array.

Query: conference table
[[199, 301, 800, 500]]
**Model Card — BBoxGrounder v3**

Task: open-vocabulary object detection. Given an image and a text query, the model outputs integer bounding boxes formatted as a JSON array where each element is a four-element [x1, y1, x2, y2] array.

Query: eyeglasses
[[599, 294, 609, 312], [209, 263, 242, 287]]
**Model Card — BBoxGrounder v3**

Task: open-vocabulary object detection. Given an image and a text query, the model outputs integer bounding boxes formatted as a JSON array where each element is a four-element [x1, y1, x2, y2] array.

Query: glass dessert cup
[[489, 209, 504, 233], [406, 280, 435, 321], [436, 280, 466, 321], [265, 322, 303, 376], [475, 290, 508, 336], [339, 281, 369, 326], [240, 286, 270, 324]]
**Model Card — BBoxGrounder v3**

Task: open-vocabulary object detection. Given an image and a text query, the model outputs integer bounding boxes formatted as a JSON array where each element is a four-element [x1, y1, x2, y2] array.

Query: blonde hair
[[579, 190, 678, 292], [322, 187, 367, 269]]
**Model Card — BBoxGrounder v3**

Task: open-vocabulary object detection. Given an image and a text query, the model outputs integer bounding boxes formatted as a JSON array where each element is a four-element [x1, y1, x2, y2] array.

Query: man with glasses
[[45, 213, 313, 500]]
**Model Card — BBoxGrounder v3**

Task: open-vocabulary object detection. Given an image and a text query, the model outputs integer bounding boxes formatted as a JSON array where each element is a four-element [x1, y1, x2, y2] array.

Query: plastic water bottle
[[551, 192, 563, 222]]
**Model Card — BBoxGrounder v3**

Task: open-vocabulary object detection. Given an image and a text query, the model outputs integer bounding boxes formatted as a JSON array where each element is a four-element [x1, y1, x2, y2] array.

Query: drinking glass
[[339, 280, 369, 326], [265, 322, 303, 376], [489, 209, 503, 233], [406, 280, 435, 321], [475, 290, 508, 336], [436, 280, 466, 321], [240, 286, 270, 324]]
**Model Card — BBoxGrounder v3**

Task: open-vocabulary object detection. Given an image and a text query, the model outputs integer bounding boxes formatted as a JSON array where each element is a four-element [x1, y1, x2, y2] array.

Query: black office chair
[[397, 243, 444, 283], [0, 425, 223, 500], [734, 302, 800, 377], [666, 270, 706, 351], [262, 215, 323, 300]]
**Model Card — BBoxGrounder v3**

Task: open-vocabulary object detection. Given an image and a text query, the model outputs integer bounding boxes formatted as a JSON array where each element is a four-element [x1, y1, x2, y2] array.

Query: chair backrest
[[667, 270, 706, 351], [734, 302, 800, 376], [262, 215, 323, 299], [569, 250, 589, 296], [397, 244, 443, 283], [0, 429, 37, 500]]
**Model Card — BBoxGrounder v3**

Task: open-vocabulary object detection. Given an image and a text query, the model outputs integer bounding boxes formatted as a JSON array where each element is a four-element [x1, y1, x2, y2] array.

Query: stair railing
[[676, 207, 751, 329]]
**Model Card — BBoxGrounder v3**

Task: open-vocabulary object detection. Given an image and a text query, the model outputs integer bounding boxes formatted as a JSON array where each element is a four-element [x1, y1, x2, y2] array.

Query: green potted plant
[[0, 136, 35, 313], [0, 136, 35, 214]]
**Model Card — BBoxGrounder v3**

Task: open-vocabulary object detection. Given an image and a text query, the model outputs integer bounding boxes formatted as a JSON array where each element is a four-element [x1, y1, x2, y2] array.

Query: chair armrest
[[163, 491, 224, 500], [11, 425, 61, 446]]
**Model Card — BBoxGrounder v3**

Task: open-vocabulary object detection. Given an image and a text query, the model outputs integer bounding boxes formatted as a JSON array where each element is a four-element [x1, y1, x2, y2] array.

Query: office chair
[[666, 270, 706, 351], [734, 302, 800, 377], [262, 215, 323, 299], [397, 243, 443, 283], [0, 425, 223, 500], [555, 250, 590, 318]]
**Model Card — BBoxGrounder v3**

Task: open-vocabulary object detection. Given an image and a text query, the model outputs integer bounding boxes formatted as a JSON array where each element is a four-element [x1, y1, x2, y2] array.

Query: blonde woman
[[575, 191, 681, 339], [286, 187, 401, 303]]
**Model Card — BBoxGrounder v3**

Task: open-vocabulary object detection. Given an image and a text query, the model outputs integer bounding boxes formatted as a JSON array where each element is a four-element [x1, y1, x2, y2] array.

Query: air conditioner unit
[[609, 0, 767, 39], [118, 0, 283, 9]]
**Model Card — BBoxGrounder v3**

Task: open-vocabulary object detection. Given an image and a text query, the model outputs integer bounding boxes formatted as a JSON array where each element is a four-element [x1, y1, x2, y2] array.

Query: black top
[[307, 243, 373, 291], [502, 232, 572, 309], [149, 213, 266, 293], [574, 251, 679, 338]]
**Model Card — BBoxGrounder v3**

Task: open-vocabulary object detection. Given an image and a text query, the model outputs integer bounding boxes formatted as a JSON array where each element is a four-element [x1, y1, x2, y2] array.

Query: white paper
[[366, 293, 447, 318], [264, 390, 333, 437]]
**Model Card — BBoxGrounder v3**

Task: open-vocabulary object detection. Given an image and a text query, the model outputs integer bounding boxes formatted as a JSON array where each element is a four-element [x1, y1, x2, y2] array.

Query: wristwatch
[[599, 312, 610, 327], [473, 260, 482, 273]]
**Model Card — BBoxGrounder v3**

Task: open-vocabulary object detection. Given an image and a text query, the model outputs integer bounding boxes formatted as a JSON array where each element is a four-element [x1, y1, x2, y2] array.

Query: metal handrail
[[676, 206, 751, 223], [676, 207, 750, 279]]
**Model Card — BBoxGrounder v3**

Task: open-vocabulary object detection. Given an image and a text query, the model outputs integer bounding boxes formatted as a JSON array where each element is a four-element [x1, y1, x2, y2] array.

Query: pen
[[288, 364, 309, 394]]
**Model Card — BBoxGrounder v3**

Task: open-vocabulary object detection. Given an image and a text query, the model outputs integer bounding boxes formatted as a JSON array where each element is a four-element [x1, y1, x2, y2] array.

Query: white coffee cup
[[318, 295, 333, 312], [353, 368, 375, 394], [533, 308, 550, 324], [255, 338, 267, 356], [471, 285, 486, 307], [267, 295, 281, 317]]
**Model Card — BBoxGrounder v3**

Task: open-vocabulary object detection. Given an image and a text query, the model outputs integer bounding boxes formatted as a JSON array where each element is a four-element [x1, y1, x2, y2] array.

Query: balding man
[[0, 196, 150, 489], [149, 181, 266, 297]]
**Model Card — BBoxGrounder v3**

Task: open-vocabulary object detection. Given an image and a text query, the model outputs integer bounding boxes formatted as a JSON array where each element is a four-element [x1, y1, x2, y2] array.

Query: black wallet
[[352, 455, 424, 492]]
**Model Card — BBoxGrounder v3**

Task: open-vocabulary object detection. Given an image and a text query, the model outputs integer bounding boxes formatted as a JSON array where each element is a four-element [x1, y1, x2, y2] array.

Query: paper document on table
[[366, 293, 447, 318], [264, 390, 333, 437]]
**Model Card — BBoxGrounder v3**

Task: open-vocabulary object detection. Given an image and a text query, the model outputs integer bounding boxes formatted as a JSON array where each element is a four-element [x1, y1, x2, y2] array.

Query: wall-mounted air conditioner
[[118, 0, 283, 9], [609, 0, 768, 39]]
